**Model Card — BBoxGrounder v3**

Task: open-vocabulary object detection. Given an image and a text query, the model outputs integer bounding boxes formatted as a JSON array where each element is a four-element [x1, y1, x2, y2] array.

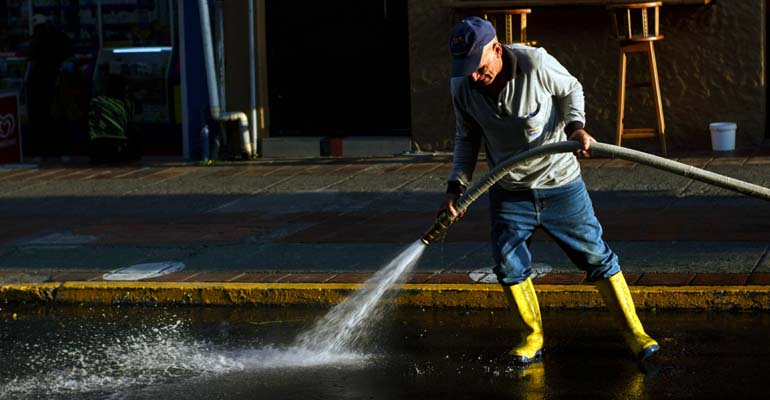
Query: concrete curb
[[3, 282, 770, 310]]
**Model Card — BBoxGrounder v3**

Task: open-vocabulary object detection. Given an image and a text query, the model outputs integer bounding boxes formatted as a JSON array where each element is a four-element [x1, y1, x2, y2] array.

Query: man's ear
[[494, 42, 503, 56]]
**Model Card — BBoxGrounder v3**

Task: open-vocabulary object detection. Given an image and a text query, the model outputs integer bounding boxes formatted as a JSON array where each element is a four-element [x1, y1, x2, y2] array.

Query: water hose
[[421, 141, 770, 244]]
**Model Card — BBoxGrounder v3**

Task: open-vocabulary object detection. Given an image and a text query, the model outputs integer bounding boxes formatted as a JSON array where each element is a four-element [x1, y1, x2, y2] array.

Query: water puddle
[[3, 306, 770, 399]]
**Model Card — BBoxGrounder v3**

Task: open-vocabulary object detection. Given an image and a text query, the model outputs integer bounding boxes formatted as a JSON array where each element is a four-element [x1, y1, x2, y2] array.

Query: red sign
[[0, 93, 22, 163]]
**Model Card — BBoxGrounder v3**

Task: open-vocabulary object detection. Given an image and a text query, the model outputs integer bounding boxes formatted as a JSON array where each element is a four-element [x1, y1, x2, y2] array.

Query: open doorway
[[265, 0, 411, 137]]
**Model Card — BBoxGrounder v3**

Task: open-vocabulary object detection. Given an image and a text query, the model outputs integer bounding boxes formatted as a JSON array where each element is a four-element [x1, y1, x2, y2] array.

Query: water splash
[[293, 240, 427, 359], [0, 241, 428, 397], [0, 320, 372, 399], [0, 320, 231, 399]]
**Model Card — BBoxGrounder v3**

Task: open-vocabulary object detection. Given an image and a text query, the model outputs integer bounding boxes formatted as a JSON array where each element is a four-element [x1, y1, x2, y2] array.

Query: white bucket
[[709, 122, 737, 151]]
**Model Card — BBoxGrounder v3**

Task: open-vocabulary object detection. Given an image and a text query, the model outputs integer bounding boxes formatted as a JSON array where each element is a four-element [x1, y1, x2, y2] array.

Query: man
[[26, 14, 74, 161], [441, 17, 658, 365]]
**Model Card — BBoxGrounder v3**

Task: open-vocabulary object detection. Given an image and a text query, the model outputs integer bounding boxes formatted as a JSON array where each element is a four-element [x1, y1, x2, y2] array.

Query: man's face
[[470, 42, 503, 86]]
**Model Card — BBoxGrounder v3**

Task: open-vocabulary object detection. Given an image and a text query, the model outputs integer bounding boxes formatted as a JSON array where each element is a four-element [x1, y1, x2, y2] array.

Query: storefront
[[0, 0, 180, 159], [200, 0, 766, 160], [8, 2, 759, 161]]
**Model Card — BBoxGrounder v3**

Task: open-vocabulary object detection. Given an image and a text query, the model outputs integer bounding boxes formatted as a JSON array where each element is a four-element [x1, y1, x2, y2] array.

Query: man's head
[[31, 14, 49, 27], [449, 17, 503, 85], [31, 14, 53, 36]]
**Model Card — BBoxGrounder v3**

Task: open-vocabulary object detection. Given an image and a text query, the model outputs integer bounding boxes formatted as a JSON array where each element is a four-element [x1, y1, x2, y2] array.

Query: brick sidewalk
[[3, 270, 768, 286], [2, 152, 769, 288]]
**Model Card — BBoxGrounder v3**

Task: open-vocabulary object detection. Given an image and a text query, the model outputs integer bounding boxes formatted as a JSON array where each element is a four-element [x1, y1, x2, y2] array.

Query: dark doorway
[[265, 0, 411, 137]]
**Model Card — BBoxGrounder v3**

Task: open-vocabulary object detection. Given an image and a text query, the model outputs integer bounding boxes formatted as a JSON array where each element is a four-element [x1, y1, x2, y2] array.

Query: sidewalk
[[1, 149, 769, 309]]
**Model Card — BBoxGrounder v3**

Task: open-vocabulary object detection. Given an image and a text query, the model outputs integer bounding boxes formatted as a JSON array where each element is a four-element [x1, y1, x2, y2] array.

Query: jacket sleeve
[[537, 50, 586, 133], [448, 79, 482, 189]]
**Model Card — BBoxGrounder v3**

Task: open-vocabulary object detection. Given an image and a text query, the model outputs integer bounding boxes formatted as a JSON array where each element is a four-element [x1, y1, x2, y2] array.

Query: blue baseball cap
[[449, 17, 496, 78]]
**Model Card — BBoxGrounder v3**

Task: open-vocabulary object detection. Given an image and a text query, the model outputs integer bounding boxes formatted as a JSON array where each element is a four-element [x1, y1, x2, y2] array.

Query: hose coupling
[[421, 210, 457, 245]]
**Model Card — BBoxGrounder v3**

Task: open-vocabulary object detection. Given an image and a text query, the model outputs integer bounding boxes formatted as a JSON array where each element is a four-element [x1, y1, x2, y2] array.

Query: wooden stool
[[608, 2, 667, 156], [481, 9, 536, 46]]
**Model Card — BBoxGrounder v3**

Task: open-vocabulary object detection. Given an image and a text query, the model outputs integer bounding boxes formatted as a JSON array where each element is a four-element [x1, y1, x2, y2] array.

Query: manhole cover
[[468, 262, 553, 283], [103, 261, 185, 281]]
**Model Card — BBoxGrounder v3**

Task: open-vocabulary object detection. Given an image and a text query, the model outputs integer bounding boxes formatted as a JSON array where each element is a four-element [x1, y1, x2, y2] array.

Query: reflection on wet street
[[1, 305, 769, 399]]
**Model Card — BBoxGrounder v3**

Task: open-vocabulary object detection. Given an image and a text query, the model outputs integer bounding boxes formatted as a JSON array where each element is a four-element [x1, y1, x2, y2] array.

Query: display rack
[[99, 0, 172, 48], [26, 0, 100, 49], [93, 0, 175, 124], [2, 1, 34, 111], [3, 0, 31, 52], [0, 54, 28, 93], [19, 0, 173, 49], [0, 0, 177, 154], [94, 46, 172, 123]]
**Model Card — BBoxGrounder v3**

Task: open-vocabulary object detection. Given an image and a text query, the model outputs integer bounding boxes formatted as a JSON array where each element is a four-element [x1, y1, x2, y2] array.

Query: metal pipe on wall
[[179, 0, 189, 159], [215, 0, 226, 111], [248, 0, 259, 156], [197, 0, 254, 158]]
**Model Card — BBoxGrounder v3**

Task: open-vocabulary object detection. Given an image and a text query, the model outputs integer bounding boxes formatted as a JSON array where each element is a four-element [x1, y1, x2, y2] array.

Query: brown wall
[[220, 1, 766, 153], [408, 0, 767, 152], [222, 1, 252, 129]]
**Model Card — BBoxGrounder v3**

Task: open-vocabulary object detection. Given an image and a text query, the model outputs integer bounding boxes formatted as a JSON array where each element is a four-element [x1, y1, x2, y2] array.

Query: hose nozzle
[[421, 210, 457, 245]]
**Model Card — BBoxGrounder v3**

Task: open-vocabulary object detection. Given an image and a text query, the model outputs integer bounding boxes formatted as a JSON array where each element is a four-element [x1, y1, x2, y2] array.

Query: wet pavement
[[2, 305, 769, 399]]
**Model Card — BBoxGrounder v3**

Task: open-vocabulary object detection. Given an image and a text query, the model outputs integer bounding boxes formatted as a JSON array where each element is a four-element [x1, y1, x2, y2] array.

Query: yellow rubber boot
[[502, 278, 544, 364], [596, 272, 660, 361]]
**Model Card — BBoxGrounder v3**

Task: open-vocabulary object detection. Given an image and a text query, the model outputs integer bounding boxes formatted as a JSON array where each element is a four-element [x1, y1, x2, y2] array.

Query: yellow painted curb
[[1, 282, 769, 310], [0, 283, 59, 303]]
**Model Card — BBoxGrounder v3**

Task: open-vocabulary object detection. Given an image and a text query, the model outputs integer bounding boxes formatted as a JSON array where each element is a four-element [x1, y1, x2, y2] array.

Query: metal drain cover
[[468, 262, 553, 283], [102, 261, 185, 281]]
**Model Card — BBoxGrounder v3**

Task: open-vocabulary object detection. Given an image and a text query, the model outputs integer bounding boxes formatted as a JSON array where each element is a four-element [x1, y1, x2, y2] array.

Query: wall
[[408, 0, 766, 152], [222, 0, 255, 146], [180, 0, 209, 160]]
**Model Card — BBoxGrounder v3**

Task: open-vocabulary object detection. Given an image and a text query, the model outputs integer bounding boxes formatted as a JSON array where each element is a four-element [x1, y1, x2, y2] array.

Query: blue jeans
[[490, 179, 620, 286]]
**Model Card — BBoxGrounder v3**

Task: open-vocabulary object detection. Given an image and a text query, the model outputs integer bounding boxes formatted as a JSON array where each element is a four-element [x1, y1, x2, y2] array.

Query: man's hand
[[439, 193, 464, 218], [568, 129, 596, 158]]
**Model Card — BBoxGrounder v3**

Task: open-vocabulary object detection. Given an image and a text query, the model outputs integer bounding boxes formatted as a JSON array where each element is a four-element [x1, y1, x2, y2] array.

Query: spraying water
[[0, 241, 429, 397], [293, 240, 427, 359]]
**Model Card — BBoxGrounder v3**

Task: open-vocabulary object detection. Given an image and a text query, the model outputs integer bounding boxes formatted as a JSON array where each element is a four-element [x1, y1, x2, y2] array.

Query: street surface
[[1, 305, 769, 399]]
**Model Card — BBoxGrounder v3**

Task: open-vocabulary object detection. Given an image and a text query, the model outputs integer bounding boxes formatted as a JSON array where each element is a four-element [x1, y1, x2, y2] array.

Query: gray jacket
[[449, 44, 584, 191]]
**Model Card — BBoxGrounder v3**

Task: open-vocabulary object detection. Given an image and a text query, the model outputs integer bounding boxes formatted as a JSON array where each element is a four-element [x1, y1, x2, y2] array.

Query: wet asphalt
[[1, 305, 769, 399]]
